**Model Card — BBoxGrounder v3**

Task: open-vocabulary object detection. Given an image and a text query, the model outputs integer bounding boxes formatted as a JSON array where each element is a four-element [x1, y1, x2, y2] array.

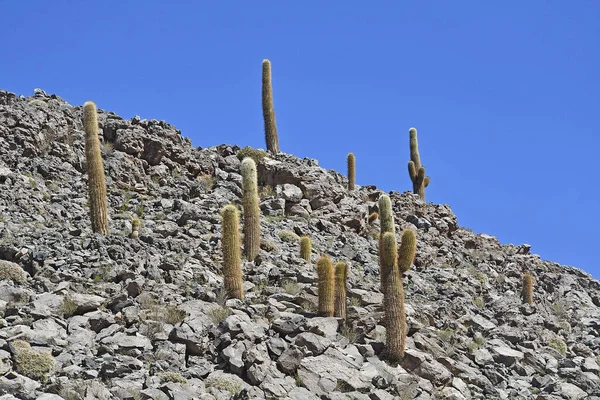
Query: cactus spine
[[407, 128, 430, 208], [262, 59, 280, 154], [221, 205, 244, 300], [316, 255, 334, 317], [300, 235, 312, 262], [334, 261, 348, 320], [83, 101, 109, 235], [131, 217, 141, 240], [347, 153, 355, 191], [380, 232, 406, 361], [241, 158, 260, 260], [378, 195, 395, 293], [522, 273, 533, 305]]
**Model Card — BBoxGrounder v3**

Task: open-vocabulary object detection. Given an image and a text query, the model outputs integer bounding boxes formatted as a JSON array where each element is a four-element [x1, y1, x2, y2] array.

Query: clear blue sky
[[3, 2, 599, 278]]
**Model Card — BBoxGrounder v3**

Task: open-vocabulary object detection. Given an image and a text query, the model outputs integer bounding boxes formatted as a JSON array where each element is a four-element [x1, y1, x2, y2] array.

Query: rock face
[[0, 88, 599, 399]]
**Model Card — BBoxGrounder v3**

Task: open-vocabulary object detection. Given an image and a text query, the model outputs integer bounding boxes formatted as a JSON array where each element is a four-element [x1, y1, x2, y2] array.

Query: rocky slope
[[0, 88, 598, 400]]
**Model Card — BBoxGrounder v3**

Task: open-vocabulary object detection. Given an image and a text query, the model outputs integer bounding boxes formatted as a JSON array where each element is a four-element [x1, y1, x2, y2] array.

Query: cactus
[[221, 205, 244, 300], [83, 101, 109, 234], [334, 261, 348, 320], [300, 235, 312, 262], [241, 158, 260, 260], [378, 195, 395, 293], [398, 229, 417, 273], [368, 211, 379, 224], [380, 232, 407, 361], [522, 273, 533, 305], [131, 217, 141, 240], [262, 59, 280, 154], [347, 153, 355, 191], [407, 127, 430, 207], [378, 195, 394, 236], [316, 255, 334, 317]]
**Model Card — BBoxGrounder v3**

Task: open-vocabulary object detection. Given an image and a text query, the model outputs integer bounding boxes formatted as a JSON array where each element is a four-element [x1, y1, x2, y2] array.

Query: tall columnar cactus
[[83, 101, 109, 234], [241, 158, 260, 260], [522, 273, 533, 305], [131, 217, 141, 240], [221, 205, 244, 300], [398, 229, 417, 274], [334, 261, 348, 320], [378, 195, 395, 236], [300, 235, 312, 262], [407, 127, 430, 205], [316, 255, 335, 317], [347, 153, 355, 191], [378, 195, 395, 293], [262, 59, 280, 154], [380, 232, 407, 361]]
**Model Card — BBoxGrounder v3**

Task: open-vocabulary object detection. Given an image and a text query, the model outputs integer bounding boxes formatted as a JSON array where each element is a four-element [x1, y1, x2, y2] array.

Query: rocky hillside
[[0, 88, 598, 400]]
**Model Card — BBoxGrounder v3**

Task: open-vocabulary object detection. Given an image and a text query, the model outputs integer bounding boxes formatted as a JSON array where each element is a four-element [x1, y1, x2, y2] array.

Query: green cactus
[[368, 211, 379, 225], [378, 195, 395, 236], [398, 229, 417, 274], [347, 152, 355, 191], [378, 195, 395, 293], [300, 235, 312, 262], [380, 232, 407, 361], [316, 255, 334, 317], [131, 217, 141, 240], [83, 101, 109, 234], [241, 157, 261, 260], [522, 273, 533, 305], [262, 59, 280, 154], [221, 204, 244, 300], [334, 261, 348, 320], [407, 127, 430, 208]]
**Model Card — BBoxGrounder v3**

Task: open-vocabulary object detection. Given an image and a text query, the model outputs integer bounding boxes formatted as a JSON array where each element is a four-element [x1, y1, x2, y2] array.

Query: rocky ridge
[[0, 88, 598, 399]]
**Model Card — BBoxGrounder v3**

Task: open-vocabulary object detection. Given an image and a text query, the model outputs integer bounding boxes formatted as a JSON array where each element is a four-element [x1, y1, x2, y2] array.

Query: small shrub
[[340, 325, 359, 343], [278, 230, 299, 242], [468, 336, 486, 352], [300, 299, 317, 313], [0, 261, 27, 283], [197, 174, 215, 192], [139, 299, 186, 326], [258, 185, 274, 199], [60, 297, 78, 317], [473, 297, 484, 309], [551, 301, 568, 319], [349, 297, 362, 307], [135, 205, 145, 218], [207, 305, 232, 325], [11, 340, 55, 382], [548, 337, 567, 356], [282, 280, 302, 295], [102, 142, 114, 155], [260, 239, 279, 252], [237, 147, 268, 165], [160, 371, 187, 384], [437, 328, 455, 343], [205, 376, 243, 395]]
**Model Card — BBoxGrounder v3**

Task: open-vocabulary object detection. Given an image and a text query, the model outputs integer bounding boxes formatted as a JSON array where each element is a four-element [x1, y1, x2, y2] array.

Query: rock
[[491, 346, 524, 367], [277, 347, 303, 374], [280, 184, 303, 202], [294, 332, 332, 356]]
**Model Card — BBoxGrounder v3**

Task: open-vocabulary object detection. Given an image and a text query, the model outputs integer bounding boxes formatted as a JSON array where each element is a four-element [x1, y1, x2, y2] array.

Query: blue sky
[[2, 2, 599, 278]]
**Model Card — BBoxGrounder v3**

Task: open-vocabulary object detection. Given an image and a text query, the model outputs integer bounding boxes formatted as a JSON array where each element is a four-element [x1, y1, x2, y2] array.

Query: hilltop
[[0, 88, 598, 399]]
